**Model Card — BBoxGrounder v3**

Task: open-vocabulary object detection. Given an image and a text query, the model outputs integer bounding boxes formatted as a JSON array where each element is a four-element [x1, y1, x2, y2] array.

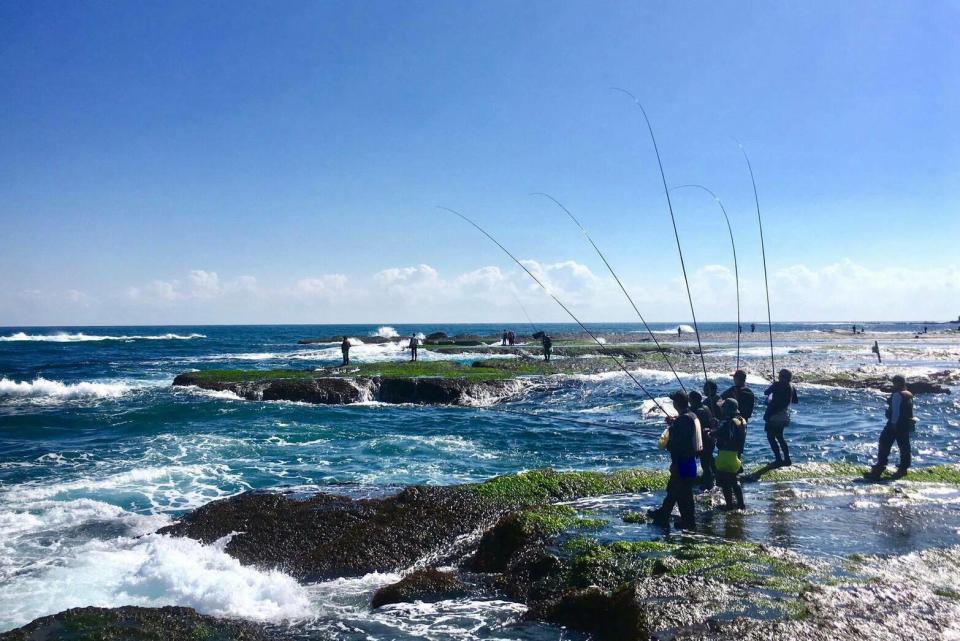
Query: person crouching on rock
[[341, 336, 351, 366], [715, 398, 747, 510], [763, 368, 799, 467], [408, 334, 419, 362], [648, 392, 703, 530], [866, 375, 915, 480], [689, 391, 716, 490]]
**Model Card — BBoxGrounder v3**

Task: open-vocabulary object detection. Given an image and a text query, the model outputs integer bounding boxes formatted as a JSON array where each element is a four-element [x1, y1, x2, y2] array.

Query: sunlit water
[[1, 323, 958, 637]]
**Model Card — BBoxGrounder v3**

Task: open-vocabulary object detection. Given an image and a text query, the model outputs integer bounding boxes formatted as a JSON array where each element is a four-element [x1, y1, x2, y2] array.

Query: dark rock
[[158, 486, 500, 581], [0, 606, 266, 641], [371, 568, 468, 608], [173, 373, 523, 406], [541, 584, 645, 641], [425, 331, 448, 341]]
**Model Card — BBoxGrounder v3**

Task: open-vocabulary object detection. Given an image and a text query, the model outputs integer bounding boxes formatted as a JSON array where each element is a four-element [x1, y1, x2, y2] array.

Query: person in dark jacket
[[703, 380, 722, 419], [866, 375, 915, 480], [715, 398, 747, 510], [340, 336, 351, 366], [721, 370, 755, 420], [408, 334, 419, 362], [689, 391, 716, 489], [542, 334, 553, 362], [763, 369, 799, 467], [647, 392, 702, 530]]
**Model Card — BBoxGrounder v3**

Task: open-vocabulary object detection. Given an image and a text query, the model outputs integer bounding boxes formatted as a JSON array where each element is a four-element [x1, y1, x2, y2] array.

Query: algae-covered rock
[[158, 486, 497, 580], [371, 568, 469, 608], [0, 606, 266, 641]]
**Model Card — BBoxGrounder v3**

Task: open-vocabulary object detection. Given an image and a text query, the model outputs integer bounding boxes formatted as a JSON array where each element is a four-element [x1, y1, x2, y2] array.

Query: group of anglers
[[339, 333, 424, 365], [649, 369, 915, 530]]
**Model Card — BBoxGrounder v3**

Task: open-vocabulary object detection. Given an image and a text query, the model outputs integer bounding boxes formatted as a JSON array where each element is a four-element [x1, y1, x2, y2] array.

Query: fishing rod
[[440, 206, 669, 415], [510, 289, 541, 337], [613, 89, 709, 384], [738, 142, 776, 380], [671, 184, 742, 370], [531, 191, 688, 393]]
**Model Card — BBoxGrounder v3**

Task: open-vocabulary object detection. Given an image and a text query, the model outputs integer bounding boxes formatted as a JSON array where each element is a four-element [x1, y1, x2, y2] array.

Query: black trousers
[[699, 438, 715, 487], [658, 473, 696, 529], [876, 425, 911, 470], [765, 420, 790, 461], [716, 471, 744, 509]]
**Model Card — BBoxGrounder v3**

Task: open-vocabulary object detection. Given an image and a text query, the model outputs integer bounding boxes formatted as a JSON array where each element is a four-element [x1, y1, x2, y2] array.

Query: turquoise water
[[1, 323, 958, 638]]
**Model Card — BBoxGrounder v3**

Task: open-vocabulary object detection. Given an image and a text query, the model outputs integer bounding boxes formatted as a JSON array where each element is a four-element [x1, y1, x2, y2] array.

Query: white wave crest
[[371, 326, 399, 338], [0, 332, 205, 342], [0, 377, 133, 400], [0, 533, 312, 631]]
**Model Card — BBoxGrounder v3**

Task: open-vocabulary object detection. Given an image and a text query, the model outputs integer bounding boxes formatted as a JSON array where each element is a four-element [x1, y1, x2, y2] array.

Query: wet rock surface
[[157, 485, 499, 581], [371, 569, 470, 608], [0, 606, 267, 641], [172, 372, 525, 405]]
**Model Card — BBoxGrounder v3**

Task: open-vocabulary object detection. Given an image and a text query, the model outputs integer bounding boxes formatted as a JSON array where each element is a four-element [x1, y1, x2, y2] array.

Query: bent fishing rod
[[671, 184, 742, 370], [531, 191, 688, 393], [440, 206, 669, 415], [510, 289, 541, 337], [613, 89, 709, 384], [738, 142, 776, 380]]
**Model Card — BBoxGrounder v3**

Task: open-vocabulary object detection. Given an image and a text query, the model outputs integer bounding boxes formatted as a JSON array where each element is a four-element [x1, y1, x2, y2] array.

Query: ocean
[[1, 322, 958, 638]]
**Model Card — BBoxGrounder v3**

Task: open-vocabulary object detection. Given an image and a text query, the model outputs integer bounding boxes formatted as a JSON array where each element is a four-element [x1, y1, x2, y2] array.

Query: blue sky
[[1, 1, 957, 325]]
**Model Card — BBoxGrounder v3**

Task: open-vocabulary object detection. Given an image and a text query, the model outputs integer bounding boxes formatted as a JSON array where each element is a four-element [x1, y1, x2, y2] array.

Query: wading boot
[[864, 465, 885, 481], [890, 467, 909, 480]]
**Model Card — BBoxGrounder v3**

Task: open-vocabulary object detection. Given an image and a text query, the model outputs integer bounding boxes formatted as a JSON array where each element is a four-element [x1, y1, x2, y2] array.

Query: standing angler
[[715, 398, 747, 510], [408, 333, 419, 362], [648, 392, 703, 530], [689, 391, 716, 490], [542, 333, 553, 362], [866, 375, 915, 480], [763, 369, 799, 467], [341, 336, 351, 366], [721, 370, 756, 421]]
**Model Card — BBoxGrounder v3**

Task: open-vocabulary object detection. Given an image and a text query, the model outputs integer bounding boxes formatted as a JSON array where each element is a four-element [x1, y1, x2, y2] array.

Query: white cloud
[[291, 274, 349, 300]]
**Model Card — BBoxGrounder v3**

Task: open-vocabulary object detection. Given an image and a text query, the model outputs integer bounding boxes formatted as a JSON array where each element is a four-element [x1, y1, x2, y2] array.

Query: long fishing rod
[[531, 191, 688, 393], [671, 184, 742, 370], [510, 289, 540, 337], [738, 142, 776, 380], [440, 206, 668, 415], [613, 89, 709, 384]]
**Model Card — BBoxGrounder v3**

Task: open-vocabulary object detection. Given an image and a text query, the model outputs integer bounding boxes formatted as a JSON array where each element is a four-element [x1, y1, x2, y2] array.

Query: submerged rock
[[0, 606, 266, 641], [371, 568, 469, 607]]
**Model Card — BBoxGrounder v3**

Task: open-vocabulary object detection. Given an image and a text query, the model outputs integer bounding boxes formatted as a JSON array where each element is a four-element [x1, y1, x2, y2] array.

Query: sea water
[[1, 323, 958, 638]]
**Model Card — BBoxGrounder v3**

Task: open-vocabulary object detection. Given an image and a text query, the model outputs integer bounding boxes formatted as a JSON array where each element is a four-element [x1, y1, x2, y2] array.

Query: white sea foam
[[0, 377, 134, 401], [371, 326, 399, 338], [653, 325, 696, 334], [0, 332, 205, 342], [0, 533, 312, 632]]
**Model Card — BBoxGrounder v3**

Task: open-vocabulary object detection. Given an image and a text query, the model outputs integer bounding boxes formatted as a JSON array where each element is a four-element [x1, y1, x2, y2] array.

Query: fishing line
[[440, 205, 668, 415], [510, 289, 540, 336], [476, 405, 668, 434], [671, 184, 742, 370], [531, 191, 688, 393], [738, 142, 776, 380], [613, 88, 709, 384]]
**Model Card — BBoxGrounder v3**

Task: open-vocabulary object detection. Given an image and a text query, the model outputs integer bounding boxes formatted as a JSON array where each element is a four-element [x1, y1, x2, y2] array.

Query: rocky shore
[[172, 367, 530, 406], [7, 465, 959, 640]]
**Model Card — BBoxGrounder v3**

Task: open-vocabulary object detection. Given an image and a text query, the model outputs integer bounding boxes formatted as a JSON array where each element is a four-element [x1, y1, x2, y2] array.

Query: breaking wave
[[371, 326, 399, 338], [0, 377, 134, 401], [0, 332, 205, 342]]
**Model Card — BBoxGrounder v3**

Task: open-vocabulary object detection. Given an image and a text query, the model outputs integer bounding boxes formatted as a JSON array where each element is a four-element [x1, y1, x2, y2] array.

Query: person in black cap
[[866, 375, 915, 480], [715, 398, 747, 510], [763, 368, 799, 467], [340, 336, 351, 366], [408, 333, 419, 361], [721, 369, 755, 421], [647, 391, 702, 530]]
